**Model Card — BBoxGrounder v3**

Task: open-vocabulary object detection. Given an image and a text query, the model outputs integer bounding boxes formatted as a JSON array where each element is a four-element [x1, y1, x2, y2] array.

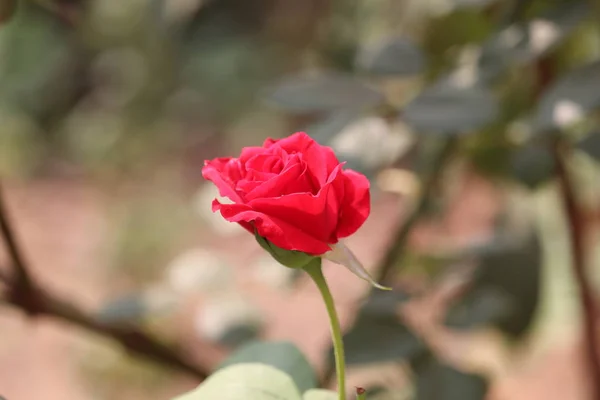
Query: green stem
[[304, 259, 346, 400]]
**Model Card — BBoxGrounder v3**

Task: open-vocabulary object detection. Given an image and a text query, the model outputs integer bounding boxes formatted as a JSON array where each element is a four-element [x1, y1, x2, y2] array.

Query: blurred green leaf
[[576, 130, 600, 161], [535, 60, 600, 132], [218, 323, 261, 348], [173, 363, 302, 400], [510, 142, 555, 189], [262, 73, 384, 113], [304, 109, 360, 145], [411, 353, 489, 400], [451, 234, 542, 337], [355, 37, 425, 76], [96, 293, 147, 325], [303, 389, 338, 400], [338, 290, 423, 366], [219, 341, 317, 394], [403, 80, 498, 134], [478, 2, 590, 83]]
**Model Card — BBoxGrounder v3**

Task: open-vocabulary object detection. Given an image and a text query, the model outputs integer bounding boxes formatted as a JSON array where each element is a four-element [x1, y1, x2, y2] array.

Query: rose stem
[[304, 259, 347, 400]]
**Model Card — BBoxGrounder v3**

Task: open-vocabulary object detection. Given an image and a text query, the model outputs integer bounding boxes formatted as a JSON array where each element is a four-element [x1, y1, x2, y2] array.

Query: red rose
[[202, 132, 370, 255]]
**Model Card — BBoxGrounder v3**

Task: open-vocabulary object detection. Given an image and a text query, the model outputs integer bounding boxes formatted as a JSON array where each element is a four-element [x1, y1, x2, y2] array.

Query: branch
[[376, 137, 458, 284], [5, 282, 209, 379], [553, 139, 600, 399], [0, 183, 208, 380]]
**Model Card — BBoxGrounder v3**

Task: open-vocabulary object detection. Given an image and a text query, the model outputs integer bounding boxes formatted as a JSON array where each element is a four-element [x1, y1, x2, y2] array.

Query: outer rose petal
[[336, 169, 370, 238], [202, 159, 244, 203], [269, 132, 340, 186], [213, 200, 331, 254]]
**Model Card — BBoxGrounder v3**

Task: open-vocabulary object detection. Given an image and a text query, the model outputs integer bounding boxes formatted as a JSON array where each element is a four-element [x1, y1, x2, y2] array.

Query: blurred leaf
[[403, 80, 498, 134], [0, 2, 82, 120], [218, 323, 261, 348], [219, 341, 317, 394], [445, 287, 514, 330], [355, 37, 425, 76], [453, 0, 498, 8], [303, 389, 338, 400], [411, 353, 488, 400], [510, 142, 555, 189], [339, 290, 423, 366], [96, 294, 147, 325], [479, 2, 590, 83], [576, 130, 600, 161], [534, 60, 600, 132], [304, 109, 360, 145], [453, 233, 542, 337], [262, 72, 384, 113], [173, 363, 302, 400]]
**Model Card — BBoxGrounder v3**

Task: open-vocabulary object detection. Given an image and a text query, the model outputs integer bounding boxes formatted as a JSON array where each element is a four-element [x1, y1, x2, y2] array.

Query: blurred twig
[[0, 183, 209, 380], [376, 137, 458, 284], [553, 139, 600, 400]]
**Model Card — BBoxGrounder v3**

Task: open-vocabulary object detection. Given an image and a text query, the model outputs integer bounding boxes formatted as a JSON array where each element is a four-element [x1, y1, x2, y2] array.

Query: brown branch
[[0, 183, 208, 380], [553, 139, 600, 400], [376, 137, 458, 284]]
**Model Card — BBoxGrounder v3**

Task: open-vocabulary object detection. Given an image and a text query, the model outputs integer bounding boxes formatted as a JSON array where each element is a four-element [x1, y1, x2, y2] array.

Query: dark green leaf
[[338, 290, 423, 365], [355, 37, 425, 76], [304, 110, 359, 145], [445, 287, 514, 330], [262, 73, 384, 113], [411, 353, 489, 400], [576, 130, 600, 161], [96, 294, 147, 325], [219, 341, 317, 394], [510, 143, 555, 189], [218, 323, 261, 348], [535, 60, 600, 132], [478, 2, 590, 83], [452, 234, 542, 337], [403, 80, 498, 134]]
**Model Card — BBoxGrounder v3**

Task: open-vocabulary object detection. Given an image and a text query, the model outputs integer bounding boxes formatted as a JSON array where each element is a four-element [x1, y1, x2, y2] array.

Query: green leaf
[[535, 60, 600, 132], [336, 290, 424, 366], [411, 353, 489, 400], [404, 80, 498, 134], [303, 389, 339, 400], [478, 3, 589, 83], [262, 72, 384, 113], [172, 363, 302, 400], [219, 341, 318, 394], [576, 130, 600, 161], [510, 142, 556, 189], [355, 37, 425, 76]]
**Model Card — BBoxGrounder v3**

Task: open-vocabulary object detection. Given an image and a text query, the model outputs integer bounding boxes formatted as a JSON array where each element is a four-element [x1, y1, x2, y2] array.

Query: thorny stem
[[553, 139, 600, 400], [304, 259, 347, 400]]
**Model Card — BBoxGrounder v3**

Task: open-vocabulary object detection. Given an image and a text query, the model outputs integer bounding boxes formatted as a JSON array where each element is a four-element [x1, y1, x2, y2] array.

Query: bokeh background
[[1, 0, 600, 399]]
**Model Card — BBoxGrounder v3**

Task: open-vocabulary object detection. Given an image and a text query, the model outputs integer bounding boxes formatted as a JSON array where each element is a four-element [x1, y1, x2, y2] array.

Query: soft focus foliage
[[2, 0, 600, 399]]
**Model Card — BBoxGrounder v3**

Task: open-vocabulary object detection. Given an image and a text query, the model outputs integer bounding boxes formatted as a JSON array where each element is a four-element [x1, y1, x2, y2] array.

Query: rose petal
[[214, 200, 331, 254], [202, 158, 244, 203], [273, 132, 340, 186], [249, 165, 345, 243], [336, 169, 370, 238]]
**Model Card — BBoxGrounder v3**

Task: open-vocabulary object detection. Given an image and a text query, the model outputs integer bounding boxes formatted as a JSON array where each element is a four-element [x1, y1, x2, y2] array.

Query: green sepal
[[254, 230, 317, 269]]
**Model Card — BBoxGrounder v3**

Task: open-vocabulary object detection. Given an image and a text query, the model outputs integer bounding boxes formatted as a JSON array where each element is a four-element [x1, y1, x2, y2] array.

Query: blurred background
[[1, 0, 600, 399]]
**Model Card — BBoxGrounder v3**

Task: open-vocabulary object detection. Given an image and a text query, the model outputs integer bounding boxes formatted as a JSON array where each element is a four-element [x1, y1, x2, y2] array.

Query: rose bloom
[[202, 132, 370, 255]]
